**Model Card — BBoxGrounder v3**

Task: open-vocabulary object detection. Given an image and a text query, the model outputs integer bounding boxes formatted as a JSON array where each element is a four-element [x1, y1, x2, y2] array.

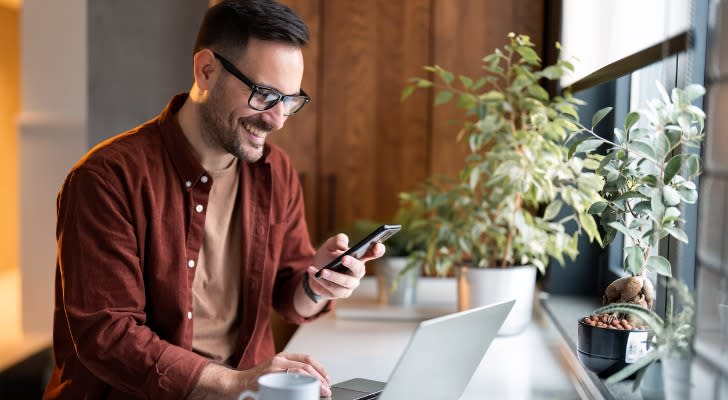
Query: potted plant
[[350, 216, 423, 306], [592, 279, 695, 400], [575, 82, 705, 387], [399, 33, 605, 334]]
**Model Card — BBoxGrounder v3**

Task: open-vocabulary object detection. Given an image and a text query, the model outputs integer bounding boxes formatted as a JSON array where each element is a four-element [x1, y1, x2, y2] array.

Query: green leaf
[[607, 221, 632, 238], [400, 86, 416, 101], [664, 155, 682, 184], [456, 93, 477, 109], [629, 141, 656, 159], [625, 246, 644, 274], [678, 187, 699, 204], [543, 200, 563, 221], [663, 207, 681, 222], [480, 90, 505, 102], [624, 111, 640, 133], [438, 69, 454, 85], [575, 138, 604, 154], [663, 186, 681, 206], [434, 91, 453, 105], [651, 192, 665, 223], [542, 65, 563, 79], [666, 128, 682, 147], [686, 154, 701, 176], [592, 107, 613, 129], [683, 84, 706, 102], [527, 85, 549, 102], [654, 134, 671, 160], [605, 350, 664, 386], [459, 75, 473, 89], [516, 46, 540, 64], [471, 77, 487, 90], [646, 255, 672, 277], [588, 201, 608, 215], [664, 225, 689, 243], [579, 213, 601, 245]]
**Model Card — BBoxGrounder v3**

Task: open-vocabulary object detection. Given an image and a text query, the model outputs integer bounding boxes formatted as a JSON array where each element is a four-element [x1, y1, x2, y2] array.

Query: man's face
[[199, 38, 305, 162]]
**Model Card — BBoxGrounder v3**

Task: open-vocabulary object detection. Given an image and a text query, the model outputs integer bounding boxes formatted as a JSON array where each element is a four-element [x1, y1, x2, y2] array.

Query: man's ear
[[193, 49, 218, 91]]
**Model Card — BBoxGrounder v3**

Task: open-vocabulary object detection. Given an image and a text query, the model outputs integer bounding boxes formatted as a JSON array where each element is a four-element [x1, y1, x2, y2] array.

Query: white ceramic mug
[[237, 372, 319, 400]]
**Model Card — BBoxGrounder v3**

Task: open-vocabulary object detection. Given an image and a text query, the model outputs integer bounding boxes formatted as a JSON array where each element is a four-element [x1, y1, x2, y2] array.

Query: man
[[43, 1, 383, 399]]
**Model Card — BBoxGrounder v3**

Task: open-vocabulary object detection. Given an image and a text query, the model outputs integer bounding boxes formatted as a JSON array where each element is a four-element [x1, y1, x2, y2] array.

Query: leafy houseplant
[[585, 82, 705, 308], [575, 83, 704, 387], [399, 33, 604, 276], [398, 33, 605, 333]]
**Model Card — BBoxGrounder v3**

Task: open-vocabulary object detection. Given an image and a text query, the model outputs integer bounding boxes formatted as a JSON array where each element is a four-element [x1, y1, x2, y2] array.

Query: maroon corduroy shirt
[[44, 94, 331, 400]]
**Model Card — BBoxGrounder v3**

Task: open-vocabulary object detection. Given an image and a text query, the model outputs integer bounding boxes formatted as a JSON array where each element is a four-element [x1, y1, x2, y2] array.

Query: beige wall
[[0, 5, 19, 273]]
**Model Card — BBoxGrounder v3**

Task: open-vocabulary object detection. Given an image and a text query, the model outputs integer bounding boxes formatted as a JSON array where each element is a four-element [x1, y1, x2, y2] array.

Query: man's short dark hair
[[194, 0, 310, 57]]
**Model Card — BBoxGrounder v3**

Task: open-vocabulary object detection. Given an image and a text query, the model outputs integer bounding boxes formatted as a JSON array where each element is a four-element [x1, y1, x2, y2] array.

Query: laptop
[[326, 299, 515, 400]]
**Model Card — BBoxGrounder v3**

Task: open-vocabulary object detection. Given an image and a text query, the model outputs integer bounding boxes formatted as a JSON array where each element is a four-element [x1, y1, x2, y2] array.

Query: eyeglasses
[[213, 52, 310, 116]]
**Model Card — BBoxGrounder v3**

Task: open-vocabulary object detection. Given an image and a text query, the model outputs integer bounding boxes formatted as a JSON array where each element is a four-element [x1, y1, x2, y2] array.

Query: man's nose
[[260, 101, 288, 131]]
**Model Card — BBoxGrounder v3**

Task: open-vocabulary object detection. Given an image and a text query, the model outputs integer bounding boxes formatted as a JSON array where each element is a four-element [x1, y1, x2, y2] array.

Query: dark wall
[[88, 1, 208, 147]]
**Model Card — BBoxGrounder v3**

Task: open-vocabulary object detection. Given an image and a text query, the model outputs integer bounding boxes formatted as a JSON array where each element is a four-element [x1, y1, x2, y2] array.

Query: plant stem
[[501, 192, 522, 267]]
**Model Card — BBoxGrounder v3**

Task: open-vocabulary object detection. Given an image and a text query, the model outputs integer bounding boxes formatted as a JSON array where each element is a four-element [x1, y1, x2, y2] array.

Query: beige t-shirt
[[191, 159, 243, 364]]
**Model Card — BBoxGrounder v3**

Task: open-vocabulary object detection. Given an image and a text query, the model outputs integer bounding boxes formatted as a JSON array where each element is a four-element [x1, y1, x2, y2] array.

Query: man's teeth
[[243, 122, 266, 137]]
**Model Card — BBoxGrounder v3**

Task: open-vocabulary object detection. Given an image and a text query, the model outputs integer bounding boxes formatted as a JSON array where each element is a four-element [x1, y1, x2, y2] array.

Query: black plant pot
[[577, 319, 650, 378]]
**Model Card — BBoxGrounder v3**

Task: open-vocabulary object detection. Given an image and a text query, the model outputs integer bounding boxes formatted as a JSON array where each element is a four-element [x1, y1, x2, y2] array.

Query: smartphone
[[314, 224, 402, 278]]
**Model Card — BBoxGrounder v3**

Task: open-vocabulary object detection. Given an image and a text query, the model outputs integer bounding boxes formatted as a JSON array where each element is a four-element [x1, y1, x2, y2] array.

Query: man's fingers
[[277, 355, 331, 394], [358, 243, 385, 263], [278, 353, 331, 388], [326, 233, 349, 252]]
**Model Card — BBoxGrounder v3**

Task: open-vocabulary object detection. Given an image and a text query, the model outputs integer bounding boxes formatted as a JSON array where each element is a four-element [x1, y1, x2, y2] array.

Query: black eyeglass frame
[[213, 52, 311, 116]]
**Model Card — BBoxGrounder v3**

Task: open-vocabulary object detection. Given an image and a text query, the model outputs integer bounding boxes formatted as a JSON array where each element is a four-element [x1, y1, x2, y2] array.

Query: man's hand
[[187, 352, 332, 399], [242, 352, 332, 397], [309, 234, 385, 300]]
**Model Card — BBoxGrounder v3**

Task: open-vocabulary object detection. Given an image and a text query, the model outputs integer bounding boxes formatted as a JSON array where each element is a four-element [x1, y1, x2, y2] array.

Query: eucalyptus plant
[[582, 83, 705, 307], [592, 279, 695, 390], [399, 33, 604, 276]]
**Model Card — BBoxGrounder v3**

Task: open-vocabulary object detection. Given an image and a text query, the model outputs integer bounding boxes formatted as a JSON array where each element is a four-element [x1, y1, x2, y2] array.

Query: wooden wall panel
[[316, 1, 432, 237], [270, 0, 322, 240], [375, 0, 432, 221], [430, 0, 545, 177], [270, 0, 544, 243], [318, 1, 379, 236]]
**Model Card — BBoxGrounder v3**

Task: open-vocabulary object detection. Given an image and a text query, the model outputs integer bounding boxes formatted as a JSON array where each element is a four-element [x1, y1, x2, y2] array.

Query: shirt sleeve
[[56, 167, 209, 400], [270, 165, 334, 324]]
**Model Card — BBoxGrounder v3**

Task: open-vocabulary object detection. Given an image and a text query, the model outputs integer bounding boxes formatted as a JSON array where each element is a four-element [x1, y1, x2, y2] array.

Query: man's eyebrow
[[256, 81, 303, 97]]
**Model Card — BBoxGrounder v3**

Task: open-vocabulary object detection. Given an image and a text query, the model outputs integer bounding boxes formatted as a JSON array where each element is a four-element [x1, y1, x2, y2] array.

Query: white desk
[[285, 277, 580, 400]]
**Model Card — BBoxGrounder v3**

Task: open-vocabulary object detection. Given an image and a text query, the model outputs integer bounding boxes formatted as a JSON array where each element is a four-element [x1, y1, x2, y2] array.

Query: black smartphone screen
[[314, 224, 402, 278]]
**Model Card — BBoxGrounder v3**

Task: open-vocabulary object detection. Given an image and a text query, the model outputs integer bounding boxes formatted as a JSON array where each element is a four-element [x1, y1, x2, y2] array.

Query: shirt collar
[[158, 93, 273, 191]]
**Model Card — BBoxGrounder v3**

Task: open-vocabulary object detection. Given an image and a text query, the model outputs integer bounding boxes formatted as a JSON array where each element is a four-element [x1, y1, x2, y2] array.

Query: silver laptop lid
[[379, 299, 515, 400]]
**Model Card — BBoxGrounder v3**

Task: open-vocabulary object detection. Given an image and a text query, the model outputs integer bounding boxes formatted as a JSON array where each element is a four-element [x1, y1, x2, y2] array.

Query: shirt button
[[200, 175, 209, 183], [185, 180, 192, 188], [188, 259, 195, 268], [195, 204, 204, 213], [187, 311, 193, 320]]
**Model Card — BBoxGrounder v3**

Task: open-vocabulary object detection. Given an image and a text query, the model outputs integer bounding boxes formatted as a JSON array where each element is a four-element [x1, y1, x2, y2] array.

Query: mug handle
[[238, 391, 258, 400]]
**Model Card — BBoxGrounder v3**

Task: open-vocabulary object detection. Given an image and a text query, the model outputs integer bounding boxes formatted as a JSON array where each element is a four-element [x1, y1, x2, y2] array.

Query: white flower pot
[[662, 355, 691, 400], [456, 265, 536, 335], [640, 361, 665, 400], [374, 257, 418, 306]]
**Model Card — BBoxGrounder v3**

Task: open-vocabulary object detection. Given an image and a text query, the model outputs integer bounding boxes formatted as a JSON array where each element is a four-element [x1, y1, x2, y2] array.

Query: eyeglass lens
[[249, 88, 307, 116]]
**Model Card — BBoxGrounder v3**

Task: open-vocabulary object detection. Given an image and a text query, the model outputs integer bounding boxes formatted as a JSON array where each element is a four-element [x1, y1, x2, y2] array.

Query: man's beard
[[198, 88, 271, 163]]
